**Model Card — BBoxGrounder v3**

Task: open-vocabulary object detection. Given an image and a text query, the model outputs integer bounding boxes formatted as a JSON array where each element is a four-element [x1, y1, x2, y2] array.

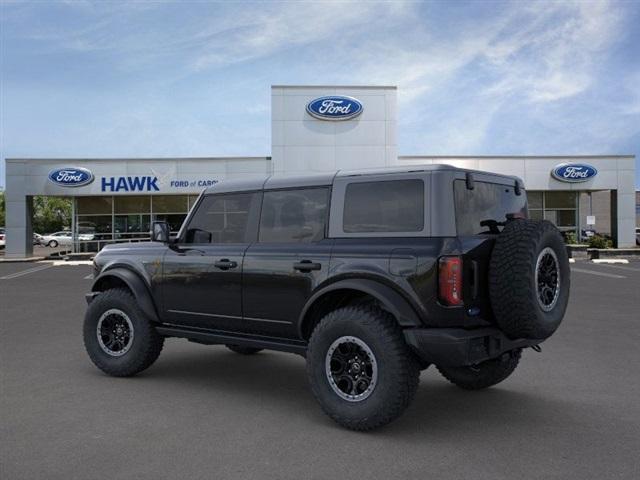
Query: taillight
[[438, 256, 463, 306]]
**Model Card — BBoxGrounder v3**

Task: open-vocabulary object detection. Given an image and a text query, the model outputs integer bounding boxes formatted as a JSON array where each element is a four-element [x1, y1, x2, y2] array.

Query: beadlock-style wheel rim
[[535, 247, 561, 312], [325, 336, 378, 402], [97, 309, 134, 357]]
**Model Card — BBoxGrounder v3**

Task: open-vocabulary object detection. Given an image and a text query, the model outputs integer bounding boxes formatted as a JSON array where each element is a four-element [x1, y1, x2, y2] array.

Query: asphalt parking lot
[[1, 260, 639, 480]]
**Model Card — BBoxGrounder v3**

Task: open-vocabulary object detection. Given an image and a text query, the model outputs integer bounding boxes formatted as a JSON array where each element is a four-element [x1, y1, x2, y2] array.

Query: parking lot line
[[84, 274, 93, 279], [570, 267, 625, 279], [0, 264, 53, 280], [594, 263, 640, 273]]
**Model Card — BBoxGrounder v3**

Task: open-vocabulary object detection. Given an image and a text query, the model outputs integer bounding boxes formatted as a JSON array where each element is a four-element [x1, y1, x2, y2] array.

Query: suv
[[84, 165, 570, 430]]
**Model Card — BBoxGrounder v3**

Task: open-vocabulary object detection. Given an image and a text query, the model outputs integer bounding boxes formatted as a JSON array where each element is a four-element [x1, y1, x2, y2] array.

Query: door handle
[[293, 260, 321, 272], [214, 259, 238, 270]]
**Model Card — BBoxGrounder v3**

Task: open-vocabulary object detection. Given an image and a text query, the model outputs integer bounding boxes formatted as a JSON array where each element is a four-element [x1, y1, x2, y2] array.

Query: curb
[[0, 256, 47, 263], [592, 259, 629, 264]]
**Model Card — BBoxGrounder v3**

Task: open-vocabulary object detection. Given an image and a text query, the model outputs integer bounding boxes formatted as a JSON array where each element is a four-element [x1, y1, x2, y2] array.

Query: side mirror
[[152, 221, 170, 243]]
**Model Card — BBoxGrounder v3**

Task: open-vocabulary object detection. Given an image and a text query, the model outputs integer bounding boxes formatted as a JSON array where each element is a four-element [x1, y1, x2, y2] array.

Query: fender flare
[[91, 268, 159, 323], [298, 278, 422, 337]]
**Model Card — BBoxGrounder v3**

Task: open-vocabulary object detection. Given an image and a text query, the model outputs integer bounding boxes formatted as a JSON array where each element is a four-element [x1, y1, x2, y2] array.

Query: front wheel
[[306, 306, 420, 431], [48, 240, 58, 248], [83, 288, 164, 377], [436, 349, 522, 390]]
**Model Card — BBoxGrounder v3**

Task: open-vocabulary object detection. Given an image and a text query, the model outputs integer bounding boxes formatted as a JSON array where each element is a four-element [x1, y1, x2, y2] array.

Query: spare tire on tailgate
[[489, 219, 570, 340]]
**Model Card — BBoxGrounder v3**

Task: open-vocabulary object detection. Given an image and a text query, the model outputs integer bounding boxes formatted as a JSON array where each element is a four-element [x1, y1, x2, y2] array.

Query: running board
[[155, 325, 308, 356]]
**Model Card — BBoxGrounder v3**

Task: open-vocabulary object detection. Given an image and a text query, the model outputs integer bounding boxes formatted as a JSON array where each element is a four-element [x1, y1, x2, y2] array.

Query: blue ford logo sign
[[306, 95, 363, 121], [48, 167, 94, 187], [551, 163, 598, 183]]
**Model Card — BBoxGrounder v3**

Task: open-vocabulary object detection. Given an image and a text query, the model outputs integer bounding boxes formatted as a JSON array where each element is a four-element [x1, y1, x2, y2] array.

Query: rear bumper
[[403, 327, 540, 367]]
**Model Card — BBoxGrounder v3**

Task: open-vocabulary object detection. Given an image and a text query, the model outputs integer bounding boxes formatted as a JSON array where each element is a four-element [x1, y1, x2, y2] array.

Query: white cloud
[[482, 0, 623, 103], [1, 0, 637, 173], [190, 2, 411, 71]]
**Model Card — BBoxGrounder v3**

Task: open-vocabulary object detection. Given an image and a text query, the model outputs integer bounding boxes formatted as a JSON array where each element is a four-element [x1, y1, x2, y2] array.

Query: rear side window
[[454, 180, 527, 235], [259, 188, 329, 243], [343, 179, 424, 233], [185, 192, 258, 243]]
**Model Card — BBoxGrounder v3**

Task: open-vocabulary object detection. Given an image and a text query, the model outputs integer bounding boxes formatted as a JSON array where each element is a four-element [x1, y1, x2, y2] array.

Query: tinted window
[[454, 180, 527, 235], [259, 188, 329, 243], [343, 180, 424, 233], [185, 193, 257, 244]]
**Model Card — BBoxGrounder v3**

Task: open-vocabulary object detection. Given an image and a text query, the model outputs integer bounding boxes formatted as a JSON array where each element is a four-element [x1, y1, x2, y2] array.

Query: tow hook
[[530, 344, 542, 353]]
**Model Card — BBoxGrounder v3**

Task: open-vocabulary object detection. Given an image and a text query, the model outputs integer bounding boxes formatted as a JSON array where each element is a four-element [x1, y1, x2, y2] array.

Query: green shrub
[[588, 234, 613, 249], [564, 232, 577, 245]]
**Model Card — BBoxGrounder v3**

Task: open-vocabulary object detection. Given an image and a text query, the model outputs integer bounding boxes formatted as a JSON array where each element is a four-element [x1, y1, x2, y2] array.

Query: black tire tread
[[83, 288, 164, 377], [489, 219, 568, 339], [307, 305, 420, 431]]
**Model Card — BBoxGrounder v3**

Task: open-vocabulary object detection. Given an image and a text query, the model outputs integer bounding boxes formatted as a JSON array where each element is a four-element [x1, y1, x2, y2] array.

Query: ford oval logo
[[306, 95, 363, 121], [551, 163, 598, 183], [48, 167, 94, 187]]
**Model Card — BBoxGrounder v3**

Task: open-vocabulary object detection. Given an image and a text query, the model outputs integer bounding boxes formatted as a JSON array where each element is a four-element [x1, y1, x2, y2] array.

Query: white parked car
[[42, 231, 93, 248], [0, 228, 5, 249], [42, 231, 72, 247]]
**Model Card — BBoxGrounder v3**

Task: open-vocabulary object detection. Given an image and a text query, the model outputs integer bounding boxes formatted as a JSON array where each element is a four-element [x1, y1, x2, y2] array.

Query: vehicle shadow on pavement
[[385, 379, 567, 436], [127, 344, 573, 434], [135, 345, 318, 407]]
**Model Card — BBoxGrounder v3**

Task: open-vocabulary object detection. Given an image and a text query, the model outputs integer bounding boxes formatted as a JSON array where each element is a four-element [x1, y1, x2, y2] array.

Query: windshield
[[454, 179, 527, 235]]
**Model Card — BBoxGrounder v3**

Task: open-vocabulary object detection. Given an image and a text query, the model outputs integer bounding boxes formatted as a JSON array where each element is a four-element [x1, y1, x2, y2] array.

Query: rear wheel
[[306, 306, 420, 431], [225, 344, 263, 355], [48, 240, 58, 248], [83, 288, 164, 377], [437, 349, 522, 390]]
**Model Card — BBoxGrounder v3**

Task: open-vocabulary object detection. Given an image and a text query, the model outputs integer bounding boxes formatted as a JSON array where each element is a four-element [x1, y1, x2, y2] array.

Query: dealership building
[[4, 85, 637, 258]]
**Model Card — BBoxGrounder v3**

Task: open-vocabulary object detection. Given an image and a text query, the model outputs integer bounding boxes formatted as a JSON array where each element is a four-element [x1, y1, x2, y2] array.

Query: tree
[[0, 192, 71, 233], [31, 196, 72, 234]]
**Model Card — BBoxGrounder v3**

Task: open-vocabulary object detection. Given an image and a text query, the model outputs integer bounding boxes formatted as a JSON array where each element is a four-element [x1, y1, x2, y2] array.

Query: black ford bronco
[[84, 165, 570, 430]]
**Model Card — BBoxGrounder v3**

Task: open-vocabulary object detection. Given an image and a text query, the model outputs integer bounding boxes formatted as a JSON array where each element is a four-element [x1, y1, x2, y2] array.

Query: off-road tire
[[226, 344, 263, 355], [306, 306, 420, 431], [437, 349, 522, 390], [83, 288, 164, 377], [489, 219, 570, 340]]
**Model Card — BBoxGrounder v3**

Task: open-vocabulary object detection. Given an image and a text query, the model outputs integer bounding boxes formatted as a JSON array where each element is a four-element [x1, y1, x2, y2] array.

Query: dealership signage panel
[[48, 167, 218, 193], [551, 163, 598, 183], [306, 95, 363, 121], [47, 167, 94, 187]]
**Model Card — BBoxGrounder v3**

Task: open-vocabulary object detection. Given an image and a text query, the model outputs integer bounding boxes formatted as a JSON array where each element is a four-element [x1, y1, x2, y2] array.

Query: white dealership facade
[[4, 85, 637, 257]]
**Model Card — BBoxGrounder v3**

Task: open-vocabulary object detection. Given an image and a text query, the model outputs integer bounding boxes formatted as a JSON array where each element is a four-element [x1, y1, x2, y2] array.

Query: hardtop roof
[[203, 164, 521, 194]]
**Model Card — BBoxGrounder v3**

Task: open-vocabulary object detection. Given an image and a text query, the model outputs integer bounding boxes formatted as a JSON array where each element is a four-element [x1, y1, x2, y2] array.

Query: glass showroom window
[[76, 197, 114, 243], [527, 191, 577, 233], [152, 195, 189, 233], [114, 196, 151, 241], [74, 195, 193, 252], [527, 191, 544, 221]]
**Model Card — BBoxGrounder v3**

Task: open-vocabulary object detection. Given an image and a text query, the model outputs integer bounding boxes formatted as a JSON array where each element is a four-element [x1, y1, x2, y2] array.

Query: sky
[[1, 0, 639, 188]]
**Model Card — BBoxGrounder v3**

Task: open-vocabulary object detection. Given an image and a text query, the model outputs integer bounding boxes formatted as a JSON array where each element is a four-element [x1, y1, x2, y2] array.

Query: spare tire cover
[[489, 219, 570, 340]]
